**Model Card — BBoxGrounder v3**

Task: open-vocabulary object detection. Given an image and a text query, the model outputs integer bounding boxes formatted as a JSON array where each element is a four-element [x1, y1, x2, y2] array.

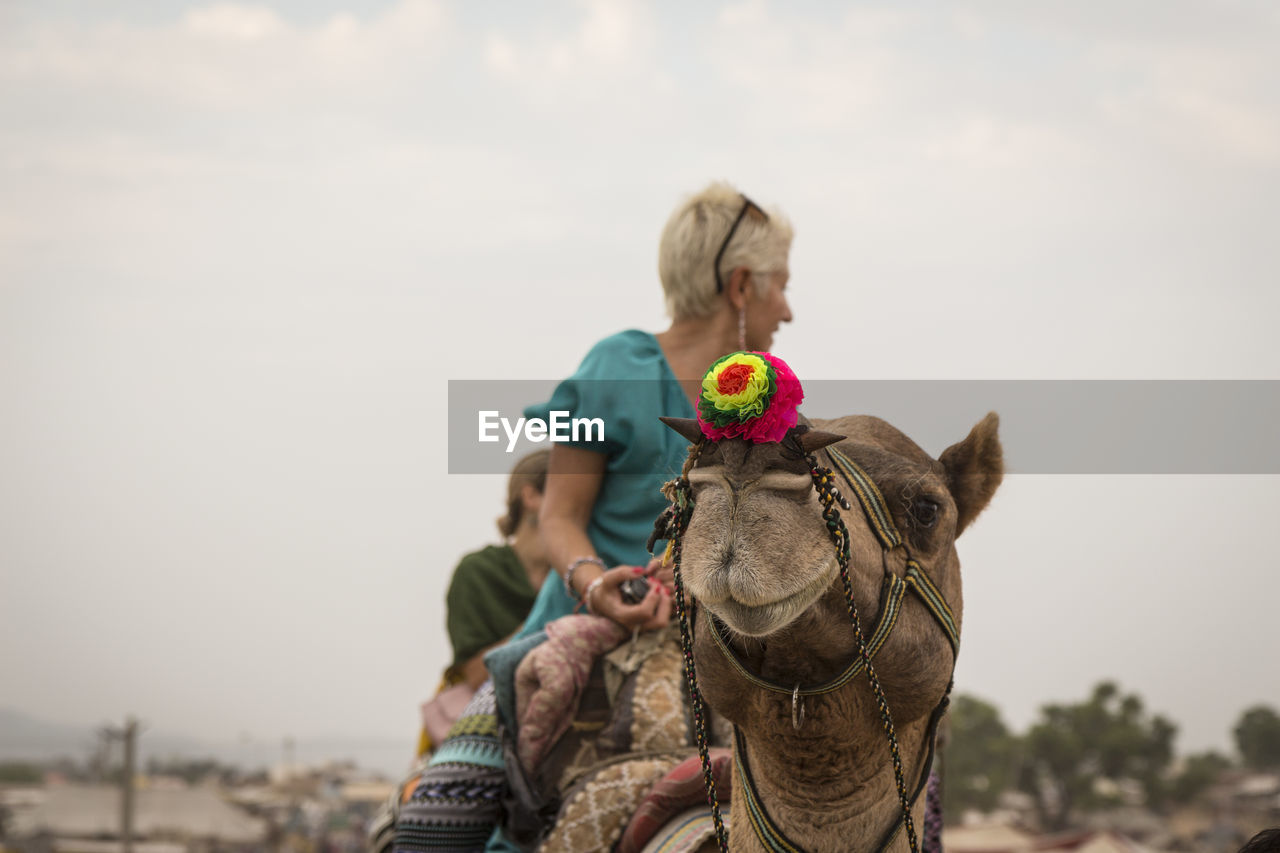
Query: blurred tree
[[1234, 705, 1280, 770], [1169, 750, 1232, 804], [145, 756, 244, 785], [1018, 681, 1177, 830], [0, 762, 42, 784], [944, 694, 1021, 821]]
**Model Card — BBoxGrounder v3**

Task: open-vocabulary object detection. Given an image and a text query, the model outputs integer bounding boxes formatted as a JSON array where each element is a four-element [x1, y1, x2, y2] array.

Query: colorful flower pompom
[[697, 351, 804, 443]]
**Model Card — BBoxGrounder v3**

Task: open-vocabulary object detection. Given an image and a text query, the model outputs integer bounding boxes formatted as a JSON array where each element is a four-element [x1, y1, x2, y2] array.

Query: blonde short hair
[[658, 181, 794, 320]]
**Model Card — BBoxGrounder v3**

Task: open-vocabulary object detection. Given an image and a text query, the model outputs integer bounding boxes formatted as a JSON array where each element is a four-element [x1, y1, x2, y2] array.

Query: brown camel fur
[[668, 413, 1003, 852]]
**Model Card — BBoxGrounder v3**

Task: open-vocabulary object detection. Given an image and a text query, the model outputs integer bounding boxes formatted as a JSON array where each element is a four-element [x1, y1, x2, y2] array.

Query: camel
[[374, 405, 1001, 853], [658, 412, 1003, 852]]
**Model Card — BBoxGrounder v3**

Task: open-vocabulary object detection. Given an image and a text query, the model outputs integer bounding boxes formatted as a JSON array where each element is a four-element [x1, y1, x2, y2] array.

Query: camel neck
[[732, 720, 929, 851]]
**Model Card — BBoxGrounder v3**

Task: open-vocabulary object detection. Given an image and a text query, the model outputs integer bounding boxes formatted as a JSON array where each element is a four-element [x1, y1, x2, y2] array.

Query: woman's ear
[[521, 483, 543, 519], [726, 266, 753, 310]]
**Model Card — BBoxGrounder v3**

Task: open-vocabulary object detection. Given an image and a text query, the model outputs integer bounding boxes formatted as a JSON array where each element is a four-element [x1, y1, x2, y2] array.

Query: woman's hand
[[644, 554, 675, 593], [586, 565, 671, 630]]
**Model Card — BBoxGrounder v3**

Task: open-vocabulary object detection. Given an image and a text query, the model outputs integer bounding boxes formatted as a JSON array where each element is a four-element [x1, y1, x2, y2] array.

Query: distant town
[[2, 685, 1278, 853], [0, 707, 406, 853]]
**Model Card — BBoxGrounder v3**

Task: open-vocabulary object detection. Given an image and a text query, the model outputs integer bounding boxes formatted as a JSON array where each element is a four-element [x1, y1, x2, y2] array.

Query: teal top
[[514, 330, 695, 639]]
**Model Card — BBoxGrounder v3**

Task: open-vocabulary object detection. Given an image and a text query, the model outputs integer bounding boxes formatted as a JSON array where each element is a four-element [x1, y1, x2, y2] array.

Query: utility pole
[[120, 717, 137, 853], [101, 717, 139, 853]]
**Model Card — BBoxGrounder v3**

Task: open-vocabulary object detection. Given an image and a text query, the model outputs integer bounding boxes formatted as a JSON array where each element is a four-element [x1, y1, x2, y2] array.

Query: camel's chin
[[706, 556, 837, 638]]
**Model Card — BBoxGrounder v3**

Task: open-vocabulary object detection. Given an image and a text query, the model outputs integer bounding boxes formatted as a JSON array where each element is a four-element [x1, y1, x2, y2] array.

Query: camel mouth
[[703, 555, 838, 638]]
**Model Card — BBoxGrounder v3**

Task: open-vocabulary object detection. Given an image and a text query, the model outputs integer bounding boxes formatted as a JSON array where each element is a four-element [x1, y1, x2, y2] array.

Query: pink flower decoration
[[698, 352, 804, 443]]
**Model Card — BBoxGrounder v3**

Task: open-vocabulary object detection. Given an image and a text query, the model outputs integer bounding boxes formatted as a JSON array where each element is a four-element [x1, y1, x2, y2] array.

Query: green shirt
[[445, 544, 538, 670]]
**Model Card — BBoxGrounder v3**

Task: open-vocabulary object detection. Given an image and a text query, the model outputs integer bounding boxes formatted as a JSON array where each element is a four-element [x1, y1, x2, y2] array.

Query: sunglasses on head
[[714, 194, 770, 294]]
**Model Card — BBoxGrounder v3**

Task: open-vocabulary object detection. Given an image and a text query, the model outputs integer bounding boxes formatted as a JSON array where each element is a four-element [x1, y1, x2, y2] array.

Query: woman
[[390, 181, 795, 853], [518, 180, 795, 634], [418, 449, 551, 757], [445, 448, 551, 690]]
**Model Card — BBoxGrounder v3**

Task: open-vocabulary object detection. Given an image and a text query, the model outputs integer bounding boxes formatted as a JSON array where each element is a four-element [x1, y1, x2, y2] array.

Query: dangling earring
[[738, 307, 747, 351]]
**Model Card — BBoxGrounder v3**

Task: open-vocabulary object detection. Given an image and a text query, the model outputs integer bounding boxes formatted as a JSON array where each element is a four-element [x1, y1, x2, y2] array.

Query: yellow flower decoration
[[699, 352, 776, 424]]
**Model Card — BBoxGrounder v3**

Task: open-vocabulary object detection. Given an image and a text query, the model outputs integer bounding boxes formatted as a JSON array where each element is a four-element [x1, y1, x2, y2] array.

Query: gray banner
[[448, 380, 1280, 474]]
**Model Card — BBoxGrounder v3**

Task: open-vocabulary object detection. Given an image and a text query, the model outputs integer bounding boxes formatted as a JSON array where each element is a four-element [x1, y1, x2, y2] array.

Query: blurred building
[[8, 784, 266, 852]]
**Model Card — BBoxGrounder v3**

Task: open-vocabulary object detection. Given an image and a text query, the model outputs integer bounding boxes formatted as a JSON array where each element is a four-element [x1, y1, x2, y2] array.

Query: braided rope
[[665, 442, 731, 853], [810, 457, 919, 853]]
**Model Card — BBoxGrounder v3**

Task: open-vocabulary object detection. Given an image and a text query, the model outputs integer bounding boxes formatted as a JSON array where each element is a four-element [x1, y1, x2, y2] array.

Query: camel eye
[[911, 497, 940, 529]]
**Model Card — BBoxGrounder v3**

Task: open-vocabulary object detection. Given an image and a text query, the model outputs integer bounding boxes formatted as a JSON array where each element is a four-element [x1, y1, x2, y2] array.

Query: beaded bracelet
[[566, 556, 606, 601], [583, 576, 607, 616]]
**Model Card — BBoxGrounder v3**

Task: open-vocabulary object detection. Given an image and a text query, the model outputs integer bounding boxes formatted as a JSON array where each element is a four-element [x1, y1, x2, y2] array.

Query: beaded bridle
[[650, 425, 959, 853]]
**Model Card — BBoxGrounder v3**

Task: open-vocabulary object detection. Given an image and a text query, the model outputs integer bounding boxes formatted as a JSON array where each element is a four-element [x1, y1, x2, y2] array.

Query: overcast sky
[[2, 0, 1277, 768]]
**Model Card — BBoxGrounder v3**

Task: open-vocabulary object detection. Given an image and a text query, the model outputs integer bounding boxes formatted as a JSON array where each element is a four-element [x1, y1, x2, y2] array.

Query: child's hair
[[496, 449, 551, 538]]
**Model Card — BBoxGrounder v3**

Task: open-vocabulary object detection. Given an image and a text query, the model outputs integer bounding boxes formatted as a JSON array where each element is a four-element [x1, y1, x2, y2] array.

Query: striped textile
[[392, 682, 506, 853], [923, 770, 944, 853], [637, 807, 728, 853]]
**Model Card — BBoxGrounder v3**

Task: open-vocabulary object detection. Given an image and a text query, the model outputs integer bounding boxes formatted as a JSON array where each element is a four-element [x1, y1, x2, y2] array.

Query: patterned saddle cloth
[[376, 617, 732, 853], [508, 617, 729, 852]]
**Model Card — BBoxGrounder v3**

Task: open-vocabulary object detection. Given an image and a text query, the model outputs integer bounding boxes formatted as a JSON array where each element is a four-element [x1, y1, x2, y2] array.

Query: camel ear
[[660, 416, 704, 445], [798, 429, 846, 455], [939, 412, 1003, 536]]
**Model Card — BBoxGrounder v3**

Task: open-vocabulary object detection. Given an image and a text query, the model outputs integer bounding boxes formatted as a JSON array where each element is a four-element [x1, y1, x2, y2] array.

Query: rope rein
[[664, 441, 730, 853], [657, 440, 930, 853]]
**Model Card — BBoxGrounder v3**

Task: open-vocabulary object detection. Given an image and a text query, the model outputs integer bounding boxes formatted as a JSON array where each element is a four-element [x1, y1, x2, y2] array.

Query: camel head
[[660, 352, 1004, 712], [660, 409, 1003, 734], [657, 352, 1003, 849]]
